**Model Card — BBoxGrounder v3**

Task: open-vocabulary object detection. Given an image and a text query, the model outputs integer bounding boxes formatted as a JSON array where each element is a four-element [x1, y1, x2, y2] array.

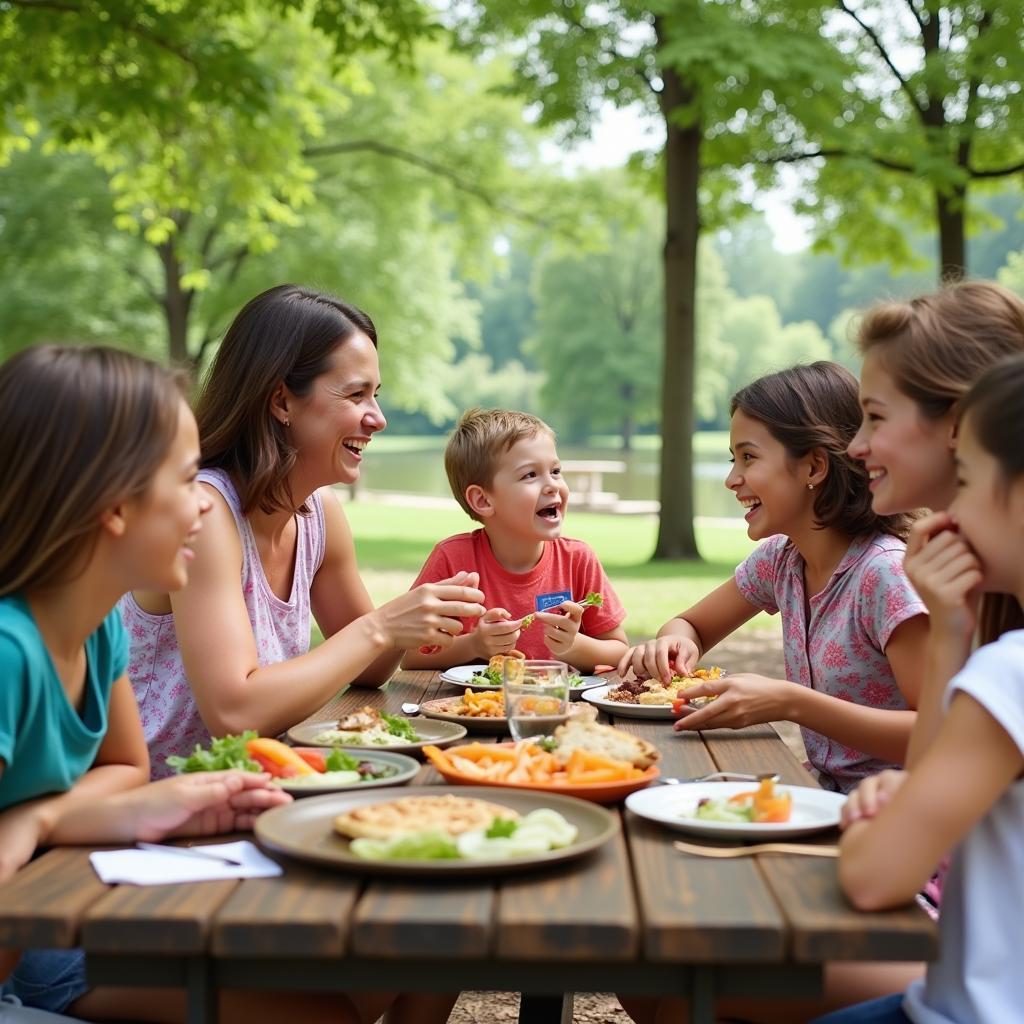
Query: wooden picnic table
[[0, 672, 936, 1024]]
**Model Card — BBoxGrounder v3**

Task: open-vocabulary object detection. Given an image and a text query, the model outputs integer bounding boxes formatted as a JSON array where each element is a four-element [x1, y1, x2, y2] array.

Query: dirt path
[[446, 628, 794, 1024]]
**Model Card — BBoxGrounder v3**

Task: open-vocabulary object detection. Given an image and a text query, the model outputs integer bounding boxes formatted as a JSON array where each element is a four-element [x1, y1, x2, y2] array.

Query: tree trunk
[[157, 240, 193, 366], [936, 185, 967, 282], [621, 381, 635, 452], [653, 61, 701, 560]]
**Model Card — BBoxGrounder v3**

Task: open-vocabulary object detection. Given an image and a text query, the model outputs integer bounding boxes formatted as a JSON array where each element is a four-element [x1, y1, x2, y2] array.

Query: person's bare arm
[[675, 615, 926, 764], [0, 675, 149, 880], [839, 691, 1023, 910], [174, 488, 485, 737], [619, 579, 759, 683]]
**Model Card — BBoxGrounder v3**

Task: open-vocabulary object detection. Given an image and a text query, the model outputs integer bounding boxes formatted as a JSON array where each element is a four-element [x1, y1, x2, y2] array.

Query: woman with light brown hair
[[123, 284, 486, 777], [848, 279, 1024, 763]]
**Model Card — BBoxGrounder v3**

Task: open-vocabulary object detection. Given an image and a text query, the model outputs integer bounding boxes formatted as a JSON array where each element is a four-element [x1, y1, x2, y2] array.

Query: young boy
[[401, 408, 628, 672]]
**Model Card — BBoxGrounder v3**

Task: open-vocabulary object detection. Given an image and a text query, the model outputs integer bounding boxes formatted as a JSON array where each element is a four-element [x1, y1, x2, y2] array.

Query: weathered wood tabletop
[[0, 672, 937, 1024]]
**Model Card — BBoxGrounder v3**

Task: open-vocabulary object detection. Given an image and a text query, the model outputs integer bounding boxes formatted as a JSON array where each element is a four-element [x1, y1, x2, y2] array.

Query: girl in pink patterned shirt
[[619, 362, 928, 794]]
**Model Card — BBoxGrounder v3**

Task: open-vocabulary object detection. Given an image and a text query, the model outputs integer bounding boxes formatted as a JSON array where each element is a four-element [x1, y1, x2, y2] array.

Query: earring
[[807, 482, 814, 491], [284, 419, 291, 428]]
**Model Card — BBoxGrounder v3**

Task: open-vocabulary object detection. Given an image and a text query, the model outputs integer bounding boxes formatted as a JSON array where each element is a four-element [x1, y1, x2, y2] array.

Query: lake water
[[357, 444, 742, 520]]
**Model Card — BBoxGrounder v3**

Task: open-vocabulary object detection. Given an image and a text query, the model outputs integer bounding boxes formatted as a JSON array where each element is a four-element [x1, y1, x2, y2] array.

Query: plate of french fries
[[419, 690, 590, 735], [424, 741, 659, 803]]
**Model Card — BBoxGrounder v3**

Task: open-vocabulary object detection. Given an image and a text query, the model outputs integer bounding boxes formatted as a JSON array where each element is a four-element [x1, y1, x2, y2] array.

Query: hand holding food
[[372, 571, 485, 651], [903, 512, 983, 640], [840, 769, 906, 829], [672, 672, 795, 732], [473, 607, 522, 658], [616, 635, 701, 685], [535, 600, 584, 657]]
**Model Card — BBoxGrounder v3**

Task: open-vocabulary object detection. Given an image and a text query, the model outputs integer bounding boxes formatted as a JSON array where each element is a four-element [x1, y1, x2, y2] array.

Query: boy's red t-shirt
[[410, 529, 626, 659]]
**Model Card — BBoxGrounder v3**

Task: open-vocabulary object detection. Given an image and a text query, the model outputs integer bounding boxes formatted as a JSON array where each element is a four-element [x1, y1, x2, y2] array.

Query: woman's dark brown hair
[[731, 362, 913, 540], [0, 345, 184, 595], [195, 284, 377, 516], [956, 355, 1024, 641]]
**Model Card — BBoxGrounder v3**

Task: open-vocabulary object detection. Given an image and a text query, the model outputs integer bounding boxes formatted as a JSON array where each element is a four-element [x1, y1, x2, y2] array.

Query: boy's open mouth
[[537, 503, 561, 520]]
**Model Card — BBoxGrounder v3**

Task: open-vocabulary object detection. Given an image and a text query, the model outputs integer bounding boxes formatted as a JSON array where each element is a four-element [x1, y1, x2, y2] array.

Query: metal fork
[[654, 770, 780, 786]]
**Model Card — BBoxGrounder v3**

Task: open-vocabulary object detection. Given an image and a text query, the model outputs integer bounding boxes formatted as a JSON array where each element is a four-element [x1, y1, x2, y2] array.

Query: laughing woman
[[122, 285, 486, 775]]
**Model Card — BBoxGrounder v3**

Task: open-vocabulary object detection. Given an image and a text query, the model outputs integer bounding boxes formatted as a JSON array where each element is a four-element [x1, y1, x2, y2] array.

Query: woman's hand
[[370, 571, 486, 651], [904, 512, 983, 641], [840, 769, 907, 829], [536, 601, 584, 658], [617, 636, 700, 685], [672, 673, 794, 732], [122, 772, 292, 842], [473, 608, 522, 658]]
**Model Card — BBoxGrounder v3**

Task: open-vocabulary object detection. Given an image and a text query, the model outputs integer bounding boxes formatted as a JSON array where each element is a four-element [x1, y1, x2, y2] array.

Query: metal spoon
[[400, 702, 420, 715], [654, 770, 780, 786]]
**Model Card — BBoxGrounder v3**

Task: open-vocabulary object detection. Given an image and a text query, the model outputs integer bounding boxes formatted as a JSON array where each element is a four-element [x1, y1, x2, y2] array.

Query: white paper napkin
[[89, 841, 282, 885]]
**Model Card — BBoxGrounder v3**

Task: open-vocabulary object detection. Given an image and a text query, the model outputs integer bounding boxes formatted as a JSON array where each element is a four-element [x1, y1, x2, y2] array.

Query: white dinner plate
[[625, 782, 845, 840], [440, 665, 605, 697], [581, 684, 678, 719]]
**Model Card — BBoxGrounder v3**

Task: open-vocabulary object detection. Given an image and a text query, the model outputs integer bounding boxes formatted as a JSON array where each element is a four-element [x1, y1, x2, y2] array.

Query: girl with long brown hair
[[619, 361, 928, 794], [0, 345, 290, 1019]]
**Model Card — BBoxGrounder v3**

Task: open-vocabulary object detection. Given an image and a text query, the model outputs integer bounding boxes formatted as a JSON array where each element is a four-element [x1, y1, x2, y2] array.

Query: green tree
[[757, 0, 1024, 279], [719, 296, 830, 419], [528, 209, 664, 450], [453, 0, 842, 558]]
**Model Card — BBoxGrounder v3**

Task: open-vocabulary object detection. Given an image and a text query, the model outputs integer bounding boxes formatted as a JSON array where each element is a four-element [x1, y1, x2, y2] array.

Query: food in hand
[[313, 707, 421, 746], [607, 667, 724, 707], [689, 778, 793, 824], [581, 592, 603, 607]]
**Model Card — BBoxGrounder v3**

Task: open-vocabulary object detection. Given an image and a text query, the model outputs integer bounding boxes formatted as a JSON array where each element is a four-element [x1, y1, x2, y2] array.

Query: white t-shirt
[[904, 628, 1024, 1024]]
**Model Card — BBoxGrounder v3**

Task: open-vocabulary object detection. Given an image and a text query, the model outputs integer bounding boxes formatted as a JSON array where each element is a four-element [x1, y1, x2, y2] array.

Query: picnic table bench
[[0, 672, 936, 1024], [559, 460, 627, 508]]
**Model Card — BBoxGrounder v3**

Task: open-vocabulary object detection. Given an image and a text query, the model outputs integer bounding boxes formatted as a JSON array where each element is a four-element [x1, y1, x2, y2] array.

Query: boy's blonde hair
[[445, 407, 555, 521]]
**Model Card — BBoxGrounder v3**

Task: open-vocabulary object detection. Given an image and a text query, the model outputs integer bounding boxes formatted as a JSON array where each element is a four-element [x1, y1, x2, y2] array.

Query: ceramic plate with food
[[288, 707, 466, 755], [625, 781, 845, 840], [275, 749, 420, 796], [440, 664, 607, 696], [255, 785, 618, 876], [418, 693, 590, 735], [423, 715, 661, 803], [582, 668, 725, 720]]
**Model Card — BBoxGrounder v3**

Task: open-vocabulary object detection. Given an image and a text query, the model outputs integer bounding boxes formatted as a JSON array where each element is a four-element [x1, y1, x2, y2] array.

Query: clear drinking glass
[[503, 659, 570, 742]]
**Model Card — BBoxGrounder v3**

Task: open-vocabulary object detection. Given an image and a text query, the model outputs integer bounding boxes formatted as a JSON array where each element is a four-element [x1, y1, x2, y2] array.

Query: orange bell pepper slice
[[245, 737, 315, 778]]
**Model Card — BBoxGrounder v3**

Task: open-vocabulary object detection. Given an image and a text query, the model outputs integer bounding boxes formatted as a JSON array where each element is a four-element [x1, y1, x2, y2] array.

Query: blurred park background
[[3, 0, 1023, 638]]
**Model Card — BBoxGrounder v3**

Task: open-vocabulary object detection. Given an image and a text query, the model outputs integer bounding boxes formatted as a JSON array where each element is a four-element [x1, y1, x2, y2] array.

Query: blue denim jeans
[[0, 950, 87, 1015], [811, 993, 912, 1024]]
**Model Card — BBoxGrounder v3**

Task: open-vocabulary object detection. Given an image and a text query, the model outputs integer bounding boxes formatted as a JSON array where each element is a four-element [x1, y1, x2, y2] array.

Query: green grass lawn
[[343, 498, 777, 641]]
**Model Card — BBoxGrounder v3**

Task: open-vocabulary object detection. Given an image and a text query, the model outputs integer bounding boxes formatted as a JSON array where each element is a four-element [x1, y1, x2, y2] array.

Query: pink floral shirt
[[735, 532, 926, 793], [120, 469, 326, 778]]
